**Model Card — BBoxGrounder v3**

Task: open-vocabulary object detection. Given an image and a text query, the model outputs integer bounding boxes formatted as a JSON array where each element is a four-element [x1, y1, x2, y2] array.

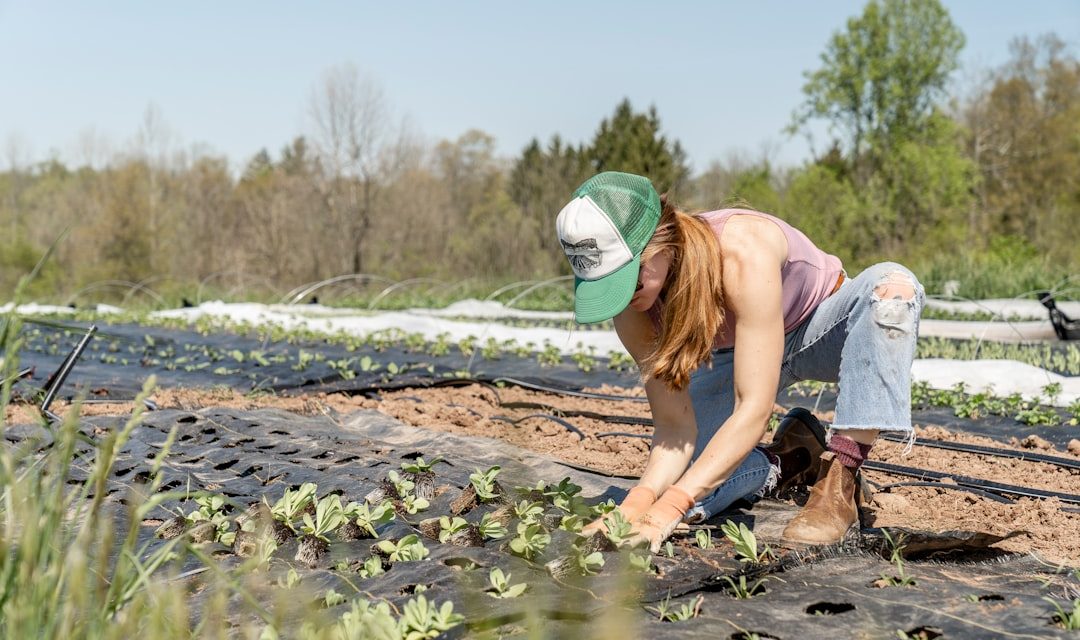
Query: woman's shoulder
[[714, 212, 789, 262]]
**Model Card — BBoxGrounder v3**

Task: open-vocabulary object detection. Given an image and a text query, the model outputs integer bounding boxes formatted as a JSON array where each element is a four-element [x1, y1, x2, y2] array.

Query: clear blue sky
[[2, 1, 1077, 172]]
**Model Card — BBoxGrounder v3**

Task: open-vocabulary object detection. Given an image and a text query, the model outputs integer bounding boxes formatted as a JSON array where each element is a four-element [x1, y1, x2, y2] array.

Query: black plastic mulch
[[5, 407, 1076, 639]]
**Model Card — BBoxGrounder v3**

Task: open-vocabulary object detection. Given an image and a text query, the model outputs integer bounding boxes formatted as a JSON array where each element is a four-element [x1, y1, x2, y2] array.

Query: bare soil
[[10, 383, 1079, 564]]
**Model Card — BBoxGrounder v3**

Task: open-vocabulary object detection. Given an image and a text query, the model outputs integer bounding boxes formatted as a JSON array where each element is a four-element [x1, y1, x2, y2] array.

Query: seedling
[[537, 344, 561, 367], [542, 478, 582, 504], [571, 350, 597, 372], [572, 546, 605, 576], [399, 595, 465, 640], [291, 349, 315, 371], [267, 483, 317, 531], [695, 529, 713, 549], [430, 333, 452, 357], [388, 470, 416, 498], [512, 499, 545, 524], [344, 500, 395, 537], [647, 593, 704, 622], [292, 494, 345, 566], [721, 520, 773, 563], [508, 522, 550, 561], [189, 494, 228, 521], [401, 494, 430, 515], [469, 466, 502, 502], [438, 516, 470, 543], [331, 599, 400, 640], [401, 456, 443, 474], [376, 534, 430, 562], [277, 568, 302, 589], [536, 478, 589, 516], [486, 567, 527, 599], [878, 530, 917, 587], [477, 512, 508, 540], [629, 552, 654, 574], [590, 499, 618, 517], [324, 589, 347, 608], [664, 541, 675, 558], [558, 513, 585, 533], [300, 494, 346, 542], [721, 574, 767, 599], [358, 555, 386, 579], [480, 337, 502, 360], [603, 510, 634, 548]]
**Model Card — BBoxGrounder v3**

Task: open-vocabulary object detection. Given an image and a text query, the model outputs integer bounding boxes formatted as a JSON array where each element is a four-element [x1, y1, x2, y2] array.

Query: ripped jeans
[[683, 262, 925, 523]]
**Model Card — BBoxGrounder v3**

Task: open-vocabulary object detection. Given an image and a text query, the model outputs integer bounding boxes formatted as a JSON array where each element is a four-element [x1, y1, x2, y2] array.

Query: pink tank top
[[647, 209, 843, 350]]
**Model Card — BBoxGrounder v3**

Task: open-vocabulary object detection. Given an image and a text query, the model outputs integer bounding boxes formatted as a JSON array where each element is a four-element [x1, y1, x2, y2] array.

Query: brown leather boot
[[781, 452, 859, 545], [763, 408, 828, 495]]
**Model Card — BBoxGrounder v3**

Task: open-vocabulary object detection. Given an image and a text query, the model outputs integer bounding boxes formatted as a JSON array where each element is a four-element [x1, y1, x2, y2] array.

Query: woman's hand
[[626, 486, 696, 553], [581, 485, 655, 536]]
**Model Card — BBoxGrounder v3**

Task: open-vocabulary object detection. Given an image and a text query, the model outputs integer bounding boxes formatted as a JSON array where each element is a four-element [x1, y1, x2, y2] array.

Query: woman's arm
[[628, 216, 788, 549], [671, 215, 786, 499], [612, 308, 697, 497]]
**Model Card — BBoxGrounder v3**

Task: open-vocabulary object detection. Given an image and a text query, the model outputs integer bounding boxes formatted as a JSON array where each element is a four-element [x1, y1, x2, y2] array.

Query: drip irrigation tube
[[880, 431, 1080, 471], [595, 431, 651, 440], [862, 460, 1080, 504], [866, 480, 1015, 504], [490, 413, 585, 441], [489, 377, 648, 402], [484, 395, 1080, 474]]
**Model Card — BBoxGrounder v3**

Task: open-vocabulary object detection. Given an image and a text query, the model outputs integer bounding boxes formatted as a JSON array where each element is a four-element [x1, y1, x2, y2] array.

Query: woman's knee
[[858, 263, 924, 339], [860, 263, 922, 301]]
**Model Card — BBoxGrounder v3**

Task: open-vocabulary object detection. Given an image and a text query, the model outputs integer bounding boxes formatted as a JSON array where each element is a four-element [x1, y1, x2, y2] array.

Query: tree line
[[1, 0, 1077, 303]]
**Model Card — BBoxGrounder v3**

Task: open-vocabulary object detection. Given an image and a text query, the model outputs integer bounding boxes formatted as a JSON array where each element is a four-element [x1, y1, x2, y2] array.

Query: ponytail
[[640, 195, 725, 390]]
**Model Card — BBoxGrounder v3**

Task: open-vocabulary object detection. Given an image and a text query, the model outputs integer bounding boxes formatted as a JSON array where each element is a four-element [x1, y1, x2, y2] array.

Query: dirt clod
[[155, 516, 187, 540]]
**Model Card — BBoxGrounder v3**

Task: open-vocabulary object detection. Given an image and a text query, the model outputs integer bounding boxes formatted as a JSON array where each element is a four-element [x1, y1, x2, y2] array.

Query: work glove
[[627, 486, 695, 553], [581, 485, 655, 536]]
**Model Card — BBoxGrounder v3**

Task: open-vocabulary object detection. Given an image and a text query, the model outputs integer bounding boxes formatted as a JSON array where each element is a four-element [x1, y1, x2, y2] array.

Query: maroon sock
[[829, 435, 872, 469]]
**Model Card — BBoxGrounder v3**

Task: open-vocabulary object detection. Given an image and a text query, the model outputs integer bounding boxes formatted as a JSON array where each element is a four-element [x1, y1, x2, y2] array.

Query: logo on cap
[[560, 238, 602, 274]]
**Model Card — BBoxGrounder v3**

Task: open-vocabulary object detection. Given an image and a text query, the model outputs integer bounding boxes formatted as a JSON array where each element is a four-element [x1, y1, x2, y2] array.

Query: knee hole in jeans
[[871, 272, 918, 339]]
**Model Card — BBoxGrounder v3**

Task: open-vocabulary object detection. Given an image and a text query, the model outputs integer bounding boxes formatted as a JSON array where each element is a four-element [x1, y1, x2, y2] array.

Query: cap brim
[[573, 254, 640, 324]]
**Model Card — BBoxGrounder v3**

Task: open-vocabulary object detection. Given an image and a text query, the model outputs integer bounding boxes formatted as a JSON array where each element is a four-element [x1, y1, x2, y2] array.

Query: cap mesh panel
[[574, 172, 660, 254]]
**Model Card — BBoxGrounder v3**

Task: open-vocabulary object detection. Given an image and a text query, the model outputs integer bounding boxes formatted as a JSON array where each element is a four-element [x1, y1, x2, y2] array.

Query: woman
[[557, 171, 924, 550]]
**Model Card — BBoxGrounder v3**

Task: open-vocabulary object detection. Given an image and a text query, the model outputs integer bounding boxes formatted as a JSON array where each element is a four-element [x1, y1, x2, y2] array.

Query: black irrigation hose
[[869, 481, 1015, 504], [488, 376, 648, 403], [880, 431, 1080, 471], [862, 460, 1080, 505], [595, 432, 651, 440], [362, 377, 1080, 502], [501, 402, 655, 426], [484, 399, 1080, 476], [430, 377, 505, 402], [549, 457, 641, 480], [490, 413, 585, 441]]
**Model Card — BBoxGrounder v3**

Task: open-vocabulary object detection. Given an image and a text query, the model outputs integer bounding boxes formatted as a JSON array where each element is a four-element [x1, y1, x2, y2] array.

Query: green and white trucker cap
[[556, 172, 661, 323]]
